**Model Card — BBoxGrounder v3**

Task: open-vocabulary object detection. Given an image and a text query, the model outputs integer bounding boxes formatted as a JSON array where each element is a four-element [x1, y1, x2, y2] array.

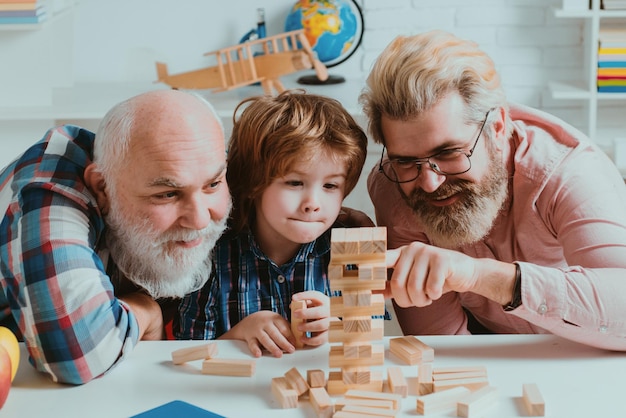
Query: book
[[0, 0, 39, 3], [0, 2, 42, 10], [0, 7, 44, 17], [598, 61, 626, 68], [598, 85, 626, 92], [130, 401, 226, 418], [0, 13, 45, 23]]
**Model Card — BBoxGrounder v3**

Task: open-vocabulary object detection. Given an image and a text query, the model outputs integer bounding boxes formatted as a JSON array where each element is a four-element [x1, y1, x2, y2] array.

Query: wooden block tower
[[326, 227, 388, 395]]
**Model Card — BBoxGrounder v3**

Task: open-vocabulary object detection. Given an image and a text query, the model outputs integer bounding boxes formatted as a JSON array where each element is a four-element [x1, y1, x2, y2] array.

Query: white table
[[1, 334, 624, 417]]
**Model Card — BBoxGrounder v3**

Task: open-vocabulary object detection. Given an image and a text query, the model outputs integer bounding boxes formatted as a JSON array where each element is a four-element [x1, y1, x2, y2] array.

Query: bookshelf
[[551, 0, 626, 141]]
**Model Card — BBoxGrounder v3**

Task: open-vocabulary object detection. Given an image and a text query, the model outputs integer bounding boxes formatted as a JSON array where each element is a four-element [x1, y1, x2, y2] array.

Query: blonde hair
[[359, 30, 512, 144], [227, 90, 368, 233]]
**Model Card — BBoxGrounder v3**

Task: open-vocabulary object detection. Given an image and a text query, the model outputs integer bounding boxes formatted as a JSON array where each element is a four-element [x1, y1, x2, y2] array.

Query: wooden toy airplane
[[155, 29, 328, 96]]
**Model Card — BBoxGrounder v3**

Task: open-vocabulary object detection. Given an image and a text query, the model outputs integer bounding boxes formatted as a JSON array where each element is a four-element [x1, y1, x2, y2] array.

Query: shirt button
[[277, 275, 286, 284], [599, 325, 608, 333], [538, 303, 548, 315]]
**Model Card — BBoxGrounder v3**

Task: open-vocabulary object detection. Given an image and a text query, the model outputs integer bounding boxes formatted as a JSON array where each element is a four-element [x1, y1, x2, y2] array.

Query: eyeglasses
[[378, 110, 491, 184]]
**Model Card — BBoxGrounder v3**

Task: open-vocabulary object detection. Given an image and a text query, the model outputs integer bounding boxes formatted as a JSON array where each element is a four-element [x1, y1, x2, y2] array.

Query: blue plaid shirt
[[175, 223, 390, 340], [175, 227, 338, 340]]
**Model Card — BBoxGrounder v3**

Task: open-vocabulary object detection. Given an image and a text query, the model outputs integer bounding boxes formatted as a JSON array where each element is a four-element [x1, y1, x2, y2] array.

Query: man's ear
[[84, 163, 110, 215], [491, 107, 507, 152]]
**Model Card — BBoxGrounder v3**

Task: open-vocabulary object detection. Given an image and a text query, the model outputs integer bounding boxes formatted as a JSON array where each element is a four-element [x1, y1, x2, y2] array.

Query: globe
[[285, 0, 364, 84]]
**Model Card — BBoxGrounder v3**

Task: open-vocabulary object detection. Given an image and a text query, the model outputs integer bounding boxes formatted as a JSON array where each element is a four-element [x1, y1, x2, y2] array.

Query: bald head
[[93, 89, 225, 179]]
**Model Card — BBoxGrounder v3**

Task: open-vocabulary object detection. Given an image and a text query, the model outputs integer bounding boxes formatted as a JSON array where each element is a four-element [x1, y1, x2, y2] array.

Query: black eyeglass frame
[[378, 110, 492, 184]]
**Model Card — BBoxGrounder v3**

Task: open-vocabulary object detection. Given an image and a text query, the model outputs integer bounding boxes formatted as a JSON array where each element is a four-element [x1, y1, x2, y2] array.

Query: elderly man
[[0, 90, 231, 384], [361, 30, 626, 351]]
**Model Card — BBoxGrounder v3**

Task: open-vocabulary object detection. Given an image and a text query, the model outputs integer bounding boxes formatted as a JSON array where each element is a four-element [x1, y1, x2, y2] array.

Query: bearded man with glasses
[[360, 30, 626, 351]]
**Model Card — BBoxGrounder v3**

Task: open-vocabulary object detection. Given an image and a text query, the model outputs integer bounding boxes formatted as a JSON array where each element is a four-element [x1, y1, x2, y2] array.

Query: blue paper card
[[130, 400, 226, 418]]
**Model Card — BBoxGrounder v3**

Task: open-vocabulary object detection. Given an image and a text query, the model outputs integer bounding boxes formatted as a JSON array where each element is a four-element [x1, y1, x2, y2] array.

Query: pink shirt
[[368, 103, 626, 351]]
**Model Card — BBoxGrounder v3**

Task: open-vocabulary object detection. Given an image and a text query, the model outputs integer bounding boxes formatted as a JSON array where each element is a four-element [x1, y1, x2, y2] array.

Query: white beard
[[105, 199, 230, 299]]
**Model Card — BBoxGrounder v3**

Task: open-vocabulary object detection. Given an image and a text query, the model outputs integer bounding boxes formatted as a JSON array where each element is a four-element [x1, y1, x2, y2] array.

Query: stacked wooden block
[[326, 227, 388, 395]]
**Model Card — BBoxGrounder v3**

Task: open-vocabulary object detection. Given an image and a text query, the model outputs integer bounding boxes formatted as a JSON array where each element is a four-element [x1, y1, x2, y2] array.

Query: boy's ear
[[84, 163, 110, 215]]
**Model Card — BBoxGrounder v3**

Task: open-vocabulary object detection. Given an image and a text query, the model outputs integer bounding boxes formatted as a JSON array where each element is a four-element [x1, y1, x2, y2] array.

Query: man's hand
[[384, 243, 516, 307], [221, 311, 295, 358], [120, 292, 164, 340], [292, 290, 331, 347]]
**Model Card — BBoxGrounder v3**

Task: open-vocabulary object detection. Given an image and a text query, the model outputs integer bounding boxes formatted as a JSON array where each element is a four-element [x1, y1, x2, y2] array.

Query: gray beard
[[104, 201, 229, 299], [403, 159, 509, 249]]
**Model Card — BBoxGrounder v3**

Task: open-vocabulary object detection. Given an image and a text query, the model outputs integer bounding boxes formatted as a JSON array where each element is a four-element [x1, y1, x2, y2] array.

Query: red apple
[[0, 345, 10, 409]]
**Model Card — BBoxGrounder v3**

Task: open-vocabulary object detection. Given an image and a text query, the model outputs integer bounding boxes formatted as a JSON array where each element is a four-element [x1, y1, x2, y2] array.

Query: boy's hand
[[222, 311, 296, 358], [292, 291, 332, 347]]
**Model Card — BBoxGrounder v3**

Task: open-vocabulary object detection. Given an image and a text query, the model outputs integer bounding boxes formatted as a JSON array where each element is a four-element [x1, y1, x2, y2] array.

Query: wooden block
[[387, 366, 408, 397], [433, 376, 489, 392], [329, 276, 387, 292], [284, 367, 310, 396], [328, 263, 344, 280], [342, 290, 372, 307], [335, 397, 395, 411], [307, 369, 326, 388], [342, 368, 372, 385], [201, 358, 255, 377], [358, 227, 387, 254], [433, 366, 487, 380], [457, 385, 498, 418], [331, 251, 386, 265], [417, 362, 434, 395], [272, 376, 298, 409], [344, 389, 402, 410], [330, 344, 384, 368], [340, 405, 397, 417], [522, 383, 545, 416], [329, 318, 384, 343], [327, 371, 384, 395], [344, 228, 361, 254], [416, 386, 471, 415], [331, 228, 346, 254], [290, 299, 307, 349], [389, 336, 434, 365], [331, 294, 385, 318], [343, 316, 372, 333], [344, 343, 373, 359], [171, 343, 218, 365], [309, 387, 334, 418]]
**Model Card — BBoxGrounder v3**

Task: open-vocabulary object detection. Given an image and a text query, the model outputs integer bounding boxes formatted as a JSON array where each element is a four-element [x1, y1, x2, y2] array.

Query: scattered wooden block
[[342, 368, 371, 385], [171, 343, 218, 365], [327, 371, 384, 395], [284, 367, 310, 396], [344, 389, 402, 410], [307, 369, 326, 388], [335, 397, 395, 411], [416, 386, 471, 415], [340, 405, 398, 417], [290, 299, 307, 349], [387, 366, 408, 397], [309, 387, 334, 418], [389, 336, 435, 365], [433, 376, 489, 392], [522, 383, 545, 416], [417, 362, 434, 395], [272, 376, 298, 409], [456, 385, 499, 418], [201, 358, 255, 377]]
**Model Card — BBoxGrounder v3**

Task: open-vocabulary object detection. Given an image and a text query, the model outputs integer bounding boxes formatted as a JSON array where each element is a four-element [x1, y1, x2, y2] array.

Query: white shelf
[[0, 75, 367, 122], [552, 0, 626, 140]]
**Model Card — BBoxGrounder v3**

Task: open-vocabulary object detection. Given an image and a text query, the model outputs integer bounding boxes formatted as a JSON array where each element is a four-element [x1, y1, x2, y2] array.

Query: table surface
[[1, 334, 624, 417]]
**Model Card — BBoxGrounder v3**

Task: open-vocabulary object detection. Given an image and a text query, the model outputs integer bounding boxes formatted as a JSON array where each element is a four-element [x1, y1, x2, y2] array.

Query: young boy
[[175, 90, 370, 357]]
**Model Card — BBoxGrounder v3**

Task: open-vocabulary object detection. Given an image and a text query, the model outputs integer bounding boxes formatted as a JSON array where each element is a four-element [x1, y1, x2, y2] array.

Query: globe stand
[[297, 74, 345, 85]]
